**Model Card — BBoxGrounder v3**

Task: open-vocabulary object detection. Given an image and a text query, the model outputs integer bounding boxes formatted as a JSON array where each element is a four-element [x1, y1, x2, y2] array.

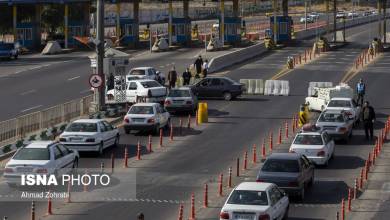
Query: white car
[[107, 79, 167, 104], [325, 97, 361, 124], [3, 141, 79, 186], [123, 103, 170, 134], [336, 12, 346, 19], [316, 110, 354, 142], [309, 12, 320, 20], [128, 67, 165, 85], [59, 119, 120, 155], [220, 182, 289, 220], [300, 16, 314, 23], [289, 128, 335, 166]]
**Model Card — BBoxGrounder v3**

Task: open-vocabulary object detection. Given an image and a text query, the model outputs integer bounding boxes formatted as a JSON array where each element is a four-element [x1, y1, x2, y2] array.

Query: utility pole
[[168, 0, 173, 47], [333, 0, 337, 42], [96, 0, 105, 111], [220, 0, 225, 46], [273, 0, 277, 44], [326, 0, 330, 35], [378, 0, 382, 40], [304, 0, 307, 30], [383, 0, 387, 44]]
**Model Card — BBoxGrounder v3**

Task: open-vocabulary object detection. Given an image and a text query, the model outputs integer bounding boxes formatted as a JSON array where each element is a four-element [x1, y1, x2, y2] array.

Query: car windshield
[[168, 90, 191, 97], [328, 100, 351, 108], [227, 190, 268, 206], [319, 113, 345, 123], [294, 135, 324, 145], [0, 44, 13, 50], [141, 81, 161, 88], [65, 123, 97, 132], [130, 69, 146, 76], [261, 159, 300, 172], [13, 148, 50, 160], [129, 106, 154, 114]]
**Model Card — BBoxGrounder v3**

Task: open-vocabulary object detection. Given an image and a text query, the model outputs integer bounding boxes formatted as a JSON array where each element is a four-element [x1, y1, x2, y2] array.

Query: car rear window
[[319, 113, 345, 123], [328, 100, 351, 108], [13, 148, 50, 160], [65, 123, 97, 132], [293, 134, 324, 145], [227, 190, 268, 206], [129, 106, 154, 114], [129, 69, 146, 76], [168, 90, 190, 97], [261, 159, 300, 172], [140, 81, 161, 88]]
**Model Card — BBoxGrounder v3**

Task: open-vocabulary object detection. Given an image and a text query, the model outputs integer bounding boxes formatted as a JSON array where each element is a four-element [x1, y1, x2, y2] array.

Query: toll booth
[[222, 17, 241, 44], [269, 16, 293, 43], [16, 22, 38, 49], [172, 17, 191, 45], [68, 21, 89, 47], [120, 18, 136, 46]]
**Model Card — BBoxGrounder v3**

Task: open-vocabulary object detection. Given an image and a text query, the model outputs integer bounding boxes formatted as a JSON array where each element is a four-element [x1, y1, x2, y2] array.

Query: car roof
[[129, 79, 157, 82], [132, 103, 159, 107], [131, 67, 153, 70], [267, 153, 301, 160], [297, 132, 322, 135], [330, 97, 352, 101], [25, 141, 56, 149], [72, 119, 104, 124], [169, 87, 191, 91], [323, 109, 345, 114], [235, 182, 273, 191]]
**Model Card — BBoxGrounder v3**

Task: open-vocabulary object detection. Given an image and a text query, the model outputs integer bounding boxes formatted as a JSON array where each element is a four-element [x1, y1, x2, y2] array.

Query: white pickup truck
[[305, 83, 354, 112], [106, 79, 167, 104]]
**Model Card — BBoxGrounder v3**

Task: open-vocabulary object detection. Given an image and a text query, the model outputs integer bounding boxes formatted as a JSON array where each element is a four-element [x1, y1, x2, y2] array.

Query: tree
[[41, 5, 64, 35]]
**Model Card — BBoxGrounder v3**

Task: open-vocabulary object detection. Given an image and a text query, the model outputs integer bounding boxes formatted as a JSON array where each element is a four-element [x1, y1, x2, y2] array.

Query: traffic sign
[[89, 74, 103, 88]]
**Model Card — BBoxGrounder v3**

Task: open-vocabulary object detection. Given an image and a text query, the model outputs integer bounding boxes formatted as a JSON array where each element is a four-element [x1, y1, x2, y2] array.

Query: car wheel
[[98, 143, 104, 156], [282, 205, 289, 220], [223, 92, 232, 101], [114, 135, 120, 147]]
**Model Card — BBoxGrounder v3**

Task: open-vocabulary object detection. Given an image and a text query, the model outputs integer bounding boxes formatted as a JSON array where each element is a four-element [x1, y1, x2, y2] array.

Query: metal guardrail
[[0, 95, 93, 147]]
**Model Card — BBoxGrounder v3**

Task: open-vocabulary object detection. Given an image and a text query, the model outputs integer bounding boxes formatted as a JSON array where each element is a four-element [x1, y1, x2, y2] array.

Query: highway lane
[[0, 21, 386, 220]]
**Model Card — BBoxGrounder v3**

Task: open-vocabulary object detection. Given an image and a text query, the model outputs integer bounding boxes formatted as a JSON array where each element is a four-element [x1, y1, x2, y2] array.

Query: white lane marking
[[68, 76, 81, 81], [28, 66, 41, 71], [20, 89, 36, 96], [20, 105, 43, 113]]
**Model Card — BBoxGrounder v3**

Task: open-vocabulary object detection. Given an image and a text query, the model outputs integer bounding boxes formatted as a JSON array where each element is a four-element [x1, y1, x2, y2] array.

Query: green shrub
[[3, 145, 12, 153], [28, 135, 36, 141], [16, 139, 24, 148]]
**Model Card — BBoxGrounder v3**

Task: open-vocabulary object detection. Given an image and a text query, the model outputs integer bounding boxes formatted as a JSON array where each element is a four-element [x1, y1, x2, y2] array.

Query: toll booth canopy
[[270, 16, 293, 43]]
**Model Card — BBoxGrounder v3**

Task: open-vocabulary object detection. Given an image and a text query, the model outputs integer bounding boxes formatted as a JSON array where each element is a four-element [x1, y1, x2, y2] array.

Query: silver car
[[316, 110, 353, 142], [164, 87, 198, 114]]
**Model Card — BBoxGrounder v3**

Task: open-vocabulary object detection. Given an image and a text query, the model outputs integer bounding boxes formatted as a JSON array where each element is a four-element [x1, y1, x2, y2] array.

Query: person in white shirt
[[202, 59, 209, 78]]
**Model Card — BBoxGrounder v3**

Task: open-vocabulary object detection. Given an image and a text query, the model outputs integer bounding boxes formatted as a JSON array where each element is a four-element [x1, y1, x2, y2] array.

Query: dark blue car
[[0, 43, 18, 60]]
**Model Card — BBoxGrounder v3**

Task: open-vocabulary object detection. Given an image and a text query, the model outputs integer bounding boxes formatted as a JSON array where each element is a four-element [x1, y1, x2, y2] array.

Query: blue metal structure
[[221, 17, 241, 44], [172, 17, 191, 45], [15, 22, 37, 49], [269, 16, 293, 43], [119, 18, 136, 45]]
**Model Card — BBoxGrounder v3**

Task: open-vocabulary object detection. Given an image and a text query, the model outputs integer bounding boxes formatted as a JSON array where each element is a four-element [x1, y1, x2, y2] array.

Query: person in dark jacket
[[356, 78, 366, 106], [167, 66, 177, 89], [182, 68, 191, 85], [194, 55, 203, 77], [361, 101, 376, 140]]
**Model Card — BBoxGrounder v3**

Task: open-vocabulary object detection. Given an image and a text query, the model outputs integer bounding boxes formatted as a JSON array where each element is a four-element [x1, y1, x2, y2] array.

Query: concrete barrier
[[264, 80, 290, 96], [239, 79, 264, 95], [308, 82, 333, 96], [208, 13, 389, 74]]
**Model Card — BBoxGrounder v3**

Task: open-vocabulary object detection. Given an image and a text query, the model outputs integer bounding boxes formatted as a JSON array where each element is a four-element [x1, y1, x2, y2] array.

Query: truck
[[305, 83, 354, 112]]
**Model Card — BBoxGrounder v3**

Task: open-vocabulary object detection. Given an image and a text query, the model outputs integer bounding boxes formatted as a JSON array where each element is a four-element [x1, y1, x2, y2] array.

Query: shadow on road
[[291, 180, 349, 204]]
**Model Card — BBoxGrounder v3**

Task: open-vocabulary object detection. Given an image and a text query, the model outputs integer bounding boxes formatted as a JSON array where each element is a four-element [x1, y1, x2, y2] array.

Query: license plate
[[132, 118, 144, 123], [70, 137, 82, 142], [233, 213, 254, 220], [17, 167, 33, 173]]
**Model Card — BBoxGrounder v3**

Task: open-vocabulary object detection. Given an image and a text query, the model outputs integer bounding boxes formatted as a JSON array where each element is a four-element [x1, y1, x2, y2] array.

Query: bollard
[[203, 184, 208, 208], [228, 167, 232, 188], [159, 128, 163, 147], [170, 122, 174, 141], [285, 121, 289, 138], [299, 54, 302, 64], [137, 213, 145, 220], [124, 147, 128, 168], [47, 190, 52, 215], [304, 50, 307, 62], [189, 193, 195, 220], [195, 110, 199, 126], [66, 181, 71, 203], [277, 127, 282, 145], [111, 153, 115, 174], [148, 135, 153, 153], [309, 50, 312, 60], [252, 144, 257, 164], [354, 178, 358, 199], [261, 138, 266, 161], [100, 161, 104, 173], [179, 118, 183, 136], [187, 114, 191, 129], [31, 201, 35, 220], [359, 168, 364, 189], [341, 198, 345, 220], [178, 204, 184, 220], [348, 188, 352, 212], [292, 116, 296, 133], [365, 160, 369, 180], [236, 157, 240, 177], [368, 152, 372, 167], [336, 211, 339, 220], [243, 151, 248, 170], [269, 132, 273, 151], [136, 141, 141, 160], [218, 174, 223, 196]]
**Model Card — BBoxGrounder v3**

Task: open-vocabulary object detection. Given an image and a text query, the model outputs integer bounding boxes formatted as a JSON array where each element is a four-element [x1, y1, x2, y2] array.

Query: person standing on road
[[194, 55, 203, 78], [167, 66, 177, 89], [182, 68, 191, 85], [202, 59, 209, 78], [361, 101, 376, 141], [356, 78, 366, 106]]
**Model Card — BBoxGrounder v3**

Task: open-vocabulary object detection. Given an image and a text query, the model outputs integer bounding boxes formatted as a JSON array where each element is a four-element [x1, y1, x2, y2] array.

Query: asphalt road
[[0, 20, 387, 220]]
